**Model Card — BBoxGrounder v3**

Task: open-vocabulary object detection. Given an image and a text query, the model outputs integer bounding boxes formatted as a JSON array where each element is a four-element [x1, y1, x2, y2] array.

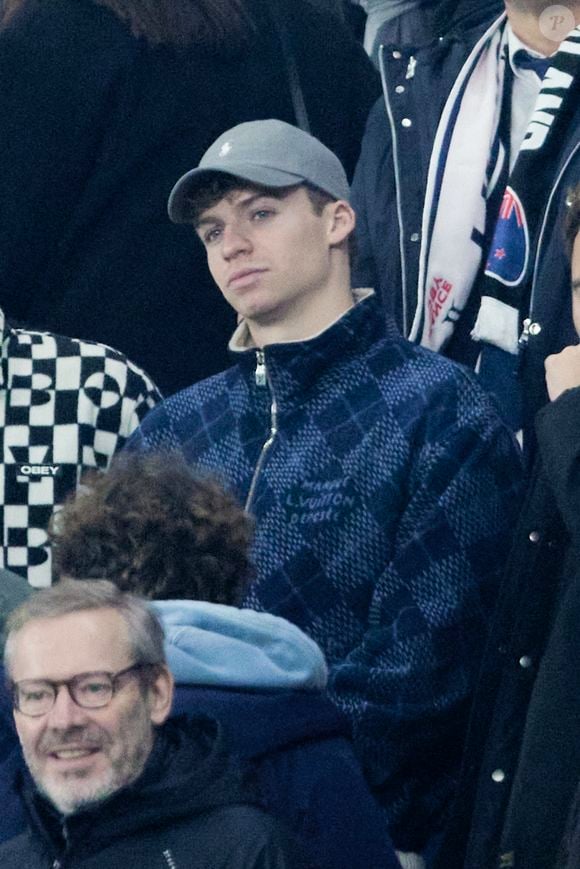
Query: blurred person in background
[[433, 184, 580, 868], [352, 0, 580, 453], [0, 0, 378, 396]]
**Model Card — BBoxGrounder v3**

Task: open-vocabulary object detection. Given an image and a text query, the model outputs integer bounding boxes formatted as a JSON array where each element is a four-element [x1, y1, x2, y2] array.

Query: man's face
[[10, 608, 171, 815], [195, 186, 342, 331], [572, 232, 580, 336]]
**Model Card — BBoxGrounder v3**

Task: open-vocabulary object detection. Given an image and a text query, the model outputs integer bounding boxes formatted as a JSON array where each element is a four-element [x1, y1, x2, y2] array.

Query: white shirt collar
[[505, 20, 553, 79]]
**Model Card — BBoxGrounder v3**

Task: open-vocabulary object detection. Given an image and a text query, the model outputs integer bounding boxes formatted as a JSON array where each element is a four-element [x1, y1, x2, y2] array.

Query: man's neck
[[506, 1, 580, 55], [248, 280, 355, 349]]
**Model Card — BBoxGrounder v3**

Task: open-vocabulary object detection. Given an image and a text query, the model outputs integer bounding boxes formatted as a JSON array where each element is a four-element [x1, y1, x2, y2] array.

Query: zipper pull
[[518, 318, 531, 349], [255, 350, 267, 387]]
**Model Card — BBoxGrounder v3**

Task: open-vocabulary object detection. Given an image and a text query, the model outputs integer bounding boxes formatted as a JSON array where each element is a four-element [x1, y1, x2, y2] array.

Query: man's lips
[[46, 746, 101, 762], [50, 748, 97, 757], [42, 737, 104, 758], [227, 268, 267, 290]]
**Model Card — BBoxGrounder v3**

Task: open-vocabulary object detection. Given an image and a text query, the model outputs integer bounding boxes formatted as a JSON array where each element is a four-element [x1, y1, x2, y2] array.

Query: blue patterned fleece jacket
[[129, 291, 523, 850]]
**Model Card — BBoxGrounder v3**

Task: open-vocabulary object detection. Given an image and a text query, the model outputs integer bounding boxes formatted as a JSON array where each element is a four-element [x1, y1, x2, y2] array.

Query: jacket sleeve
[[329, 393, 523, 850], [0, 1, 133, 320], [535, 387, 580, 541], [350, 95, 401, 311], [124, 400, 182, 453], [90, 353, 162, 450]]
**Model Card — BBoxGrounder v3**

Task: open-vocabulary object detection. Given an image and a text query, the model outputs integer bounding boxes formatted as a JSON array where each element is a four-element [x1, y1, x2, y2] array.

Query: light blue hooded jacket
[[151, 600, 328, 690]]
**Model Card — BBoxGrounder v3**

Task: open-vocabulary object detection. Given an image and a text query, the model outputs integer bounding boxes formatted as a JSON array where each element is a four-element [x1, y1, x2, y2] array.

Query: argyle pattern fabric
[[130, 294, 522, 849], [0, 315, 161, 587]]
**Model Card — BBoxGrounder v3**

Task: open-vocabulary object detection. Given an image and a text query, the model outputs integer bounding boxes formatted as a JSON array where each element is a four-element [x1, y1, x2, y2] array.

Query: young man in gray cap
[[129, 119, 522, 859]]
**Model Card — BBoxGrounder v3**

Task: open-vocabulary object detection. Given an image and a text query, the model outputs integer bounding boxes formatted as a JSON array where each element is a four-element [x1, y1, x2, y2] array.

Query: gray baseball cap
[[168, 119, 350, 224]]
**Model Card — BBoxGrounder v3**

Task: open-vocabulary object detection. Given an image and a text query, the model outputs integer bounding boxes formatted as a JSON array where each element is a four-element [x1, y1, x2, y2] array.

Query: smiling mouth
[[49, 748, 100, 761]]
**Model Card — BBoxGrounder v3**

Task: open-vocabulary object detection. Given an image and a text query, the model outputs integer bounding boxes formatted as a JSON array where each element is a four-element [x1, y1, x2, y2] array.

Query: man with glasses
[[0, 579, 299, 868]]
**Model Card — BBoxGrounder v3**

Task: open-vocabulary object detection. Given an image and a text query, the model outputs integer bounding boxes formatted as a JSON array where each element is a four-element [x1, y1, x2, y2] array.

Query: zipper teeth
[[255, 349, 266, 386], [244, 399, 278, 513]]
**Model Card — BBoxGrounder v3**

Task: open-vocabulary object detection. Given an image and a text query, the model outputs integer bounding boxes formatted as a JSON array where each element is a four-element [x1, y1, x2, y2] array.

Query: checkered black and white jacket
[[0, 311, 161, 587], [129, 291, 523, 850]]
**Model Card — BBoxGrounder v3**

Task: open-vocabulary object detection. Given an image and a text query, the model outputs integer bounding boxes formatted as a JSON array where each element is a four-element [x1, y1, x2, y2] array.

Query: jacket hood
[[152, 600, 328, 690], [24, 715, 252, 857]]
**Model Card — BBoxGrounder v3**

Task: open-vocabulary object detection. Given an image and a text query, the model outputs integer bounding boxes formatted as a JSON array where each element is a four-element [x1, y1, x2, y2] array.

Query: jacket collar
[[22, 716, 249, 860], [228, 289, 396, 409]]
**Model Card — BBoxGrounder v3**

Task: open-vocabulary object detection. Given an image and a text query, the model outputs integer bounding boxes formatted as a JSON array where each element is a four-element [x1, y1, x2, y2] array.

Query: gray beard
[[38, 735, 152, 816]]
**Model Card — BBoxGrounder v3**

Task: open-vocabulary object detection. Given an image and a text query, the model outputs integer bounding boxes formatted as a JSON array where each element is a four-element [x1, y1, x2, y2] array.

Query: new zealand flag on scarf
[[473, 27, 580, 430], [477, 27, 580, 328]]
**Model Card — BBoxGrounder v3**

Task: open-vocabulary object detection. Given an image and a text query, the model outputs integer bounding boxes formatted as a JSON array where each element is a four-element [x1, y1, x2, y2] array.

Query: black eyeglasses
[[11, 663, 150, 718]]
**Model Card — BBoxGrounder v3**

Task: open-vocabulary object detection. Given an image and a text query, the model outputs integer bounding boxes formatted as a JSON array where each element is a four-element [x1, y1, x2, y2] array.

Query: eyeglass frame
[[10, 663, 154, 718]]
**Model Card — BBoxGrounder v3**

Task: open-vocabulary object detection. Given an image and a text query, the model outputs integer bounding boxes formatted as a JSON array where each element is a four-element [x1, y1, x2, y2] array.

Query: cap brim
[[168, 164, 306, 223]]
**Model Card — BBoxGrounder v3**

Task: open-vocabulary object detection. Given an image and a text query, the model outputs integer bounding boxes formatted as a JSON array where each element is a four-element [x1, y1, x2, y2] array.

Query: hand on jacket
[[545, 345, 580, 401]]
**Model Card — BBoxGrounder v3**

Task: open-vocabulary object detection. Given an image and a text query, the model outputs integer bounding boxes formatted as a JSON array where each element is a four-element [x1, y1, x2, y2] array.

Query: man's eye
[[203, 227, 222, 244], [21, 687, 51, 703], [77, 680, 110, 697], [252, 209, 274, 221]]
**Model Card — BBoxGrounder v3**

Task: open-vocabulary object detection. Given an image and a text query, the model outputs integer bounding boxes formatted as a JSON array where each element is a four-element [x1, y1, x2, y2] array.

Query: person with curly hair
[[53, 452, 254, 606], [51, 452, 327, 691], [37, 451, 398, 869]]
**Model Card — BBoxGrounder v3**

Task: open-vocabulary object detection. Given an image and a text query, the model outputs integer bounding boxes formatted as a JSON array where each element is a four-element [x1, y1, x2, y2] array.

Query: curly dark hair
[[51, 452, 254, 605]]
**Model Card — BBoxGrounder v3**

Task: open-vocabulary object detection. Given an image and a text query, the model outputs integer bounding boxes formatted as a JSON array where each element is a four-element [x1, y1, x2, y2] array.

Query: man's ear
[[147, 664, 174, 725], [327, 200, 356, 248]]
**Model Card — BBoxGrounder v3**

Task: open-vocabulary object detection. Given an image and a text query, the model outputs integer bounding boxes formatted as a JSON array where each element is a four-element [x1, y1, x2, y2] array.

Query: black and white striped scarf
[[414, 17, 580, 356]]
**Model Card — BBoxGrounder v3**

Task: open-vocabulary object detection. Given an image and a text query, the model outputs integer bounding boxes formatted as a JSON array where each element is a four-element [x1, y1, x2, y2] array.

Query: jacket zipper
[[51, 818, 70, 868], [254, 349, 267, 387], [244, 351, 278, 513], [518, 317, 532, 350]]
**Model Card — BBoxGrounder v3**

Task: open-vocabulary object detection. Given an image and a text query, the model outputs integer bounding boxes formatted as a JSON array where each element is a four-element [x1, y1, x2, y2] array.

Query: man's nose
[[46, 685, 89, 729], [221, 223, 251, 259]]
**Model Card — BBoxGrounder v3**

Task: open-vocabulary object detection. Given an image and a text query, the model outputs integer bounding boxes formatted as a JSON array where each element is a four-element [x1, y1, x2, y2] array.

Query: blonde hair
[[4, 579, 165, 676]]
